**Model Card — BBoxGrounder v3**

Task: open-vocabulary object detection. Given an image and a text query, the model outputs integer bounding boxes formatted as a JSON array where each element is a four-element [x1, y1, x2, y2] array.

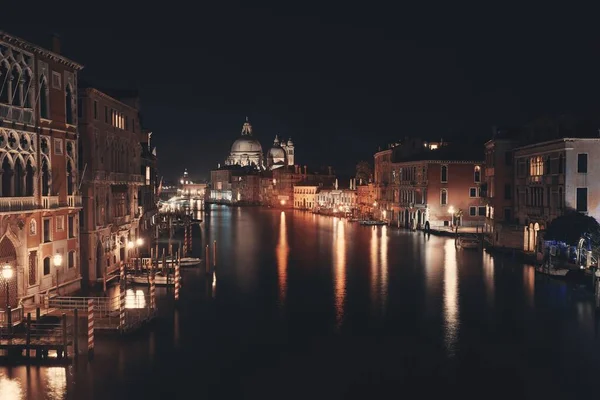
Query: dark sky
[[2, 2, 598, 180]]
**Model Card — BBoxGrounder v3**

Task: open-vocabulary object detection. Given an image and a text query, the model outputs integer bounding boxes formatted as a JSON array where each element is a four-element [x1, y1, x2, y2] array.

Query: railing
[[113, 215, 131, 226], [0, 103, 34, 124], [49, 295, 155, 331], [67, 195, 82, 207], [0, 196, 36, 212], [0, 307, 24, 327], [42, 196, 59, 209]]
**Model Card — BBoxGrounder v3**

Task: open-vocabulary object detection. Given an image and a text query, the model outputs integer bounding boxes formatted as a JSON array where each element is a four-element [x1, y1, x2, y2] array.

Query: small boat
[[535, 265, 570, 277], [457, 235, 480, 249], [359, 220, 386, 226], [179, 257, 202, 267], [127, 272, 181, 286]]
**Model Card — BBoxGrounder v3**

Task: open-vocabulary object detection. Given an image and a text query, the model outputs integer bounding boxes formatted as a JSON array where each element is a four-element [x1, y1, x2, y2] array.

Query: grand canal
[[1, 205, 599, 399]]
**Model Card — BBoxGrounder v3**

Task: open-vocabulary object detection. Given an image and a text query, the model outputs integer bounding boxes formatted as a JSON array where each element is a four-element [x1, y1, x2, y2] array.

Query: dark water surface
[[1, 206, 599, 399]]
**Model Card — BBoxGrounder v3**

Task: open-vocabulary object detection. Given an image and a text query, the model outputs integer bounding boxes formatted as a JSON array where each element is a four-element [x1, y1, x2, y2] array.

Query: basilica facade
[[224, 117, 295, 171]]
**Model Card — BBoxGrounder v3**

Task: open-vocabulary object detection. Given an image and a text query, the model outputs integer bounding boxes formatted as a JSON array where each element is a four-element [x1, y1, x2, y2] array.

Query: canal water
[[1, 205, 599, 399]]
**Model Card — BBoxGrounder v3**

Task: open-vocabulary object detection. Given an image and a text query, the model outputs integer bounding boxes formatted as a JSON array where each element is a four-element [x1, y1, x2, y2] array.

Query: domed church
[[225, 117, 295, 171]]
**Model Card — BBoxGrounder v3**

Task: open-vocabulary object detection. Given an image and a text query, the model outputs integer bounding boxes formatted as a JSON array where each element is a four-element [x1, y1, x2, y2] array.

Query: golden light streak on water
[[370, 227, 379, 311], [443, 240, 459, 356], [523, 266, 535, 309], [482, 251, 495, 307], [333, 218, 346, 328], [45, 367, 66, 400], [380, 225, 389, 313], [0, 374, 23, 400], [276, 211, 289, 308]]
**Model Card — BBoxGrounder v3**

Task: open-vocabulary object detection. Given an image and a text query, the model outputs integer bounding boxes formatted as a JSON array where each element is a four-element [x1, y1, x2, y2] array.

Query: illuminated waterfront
[[1, 205, 599, 399]]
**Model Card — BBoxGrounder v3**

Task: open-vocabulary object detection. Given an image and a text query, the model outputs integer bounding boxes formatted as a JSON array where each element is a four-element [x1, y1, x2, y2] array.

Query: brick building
[[0, 32, 83, 307], [78, 86, 144, 286]]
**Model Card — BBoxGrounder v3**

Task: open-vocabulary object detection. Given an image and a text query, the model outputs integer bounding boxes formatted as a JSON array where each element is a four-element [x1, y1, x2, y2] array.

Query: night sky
[[1, 3, 598, 181]]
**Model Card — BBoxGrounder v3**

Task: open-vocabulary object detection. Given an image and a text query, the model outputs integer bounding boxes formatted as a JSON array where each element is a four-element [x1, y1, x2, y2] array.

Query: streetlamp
[[2, 263, 13, 312]]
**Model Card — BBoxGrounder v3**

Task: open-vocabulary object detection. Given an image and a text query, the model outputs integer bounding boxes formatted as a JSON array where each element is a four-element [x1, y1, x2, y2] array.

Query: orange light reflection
[[443, 240, 459, 356], [276, 211, 289, 308], [333, 218, 346, 328]]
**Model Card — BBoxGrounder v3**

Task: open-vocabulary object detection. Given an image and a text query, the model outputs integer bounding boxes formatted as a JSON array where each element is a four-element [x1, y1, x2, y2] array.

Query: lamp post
[[2, 264, 13, 312], [448, 206, 455, 228]]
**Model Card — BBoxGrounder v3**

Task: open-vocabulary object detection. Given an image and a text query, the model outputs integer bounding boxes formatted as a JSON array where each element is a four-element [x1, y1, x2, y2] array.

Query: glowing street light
[[2, 263, 12, 312], [136, 238, 144, 247], [53, 253, 63, 268], [127, 241, 135, 250]]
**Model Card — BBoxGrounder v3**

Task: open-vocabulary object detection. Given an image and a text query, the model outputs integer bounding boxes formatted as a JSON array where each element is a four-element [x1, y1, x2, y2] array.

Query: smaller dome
[[268, 146, 286, 159], [287, 138, 294, 145]]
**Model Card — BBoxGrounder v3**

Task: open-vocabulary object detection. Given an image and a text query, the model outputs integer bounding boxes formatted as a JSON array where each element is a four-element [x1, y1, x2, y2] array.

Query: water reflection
[[125, 289, 147, 309], [482, 252, 495, 307], [0, 373, 23, 400], [46, 367, 66, 400], [380, 226, 389, 313], [443, 240, 459, 356], [174, 309, 180, 348], [333, 218, 346, 328], [276, 212, 289, 308], [523, 266, 535, 308], [370, 227, 378, 312]]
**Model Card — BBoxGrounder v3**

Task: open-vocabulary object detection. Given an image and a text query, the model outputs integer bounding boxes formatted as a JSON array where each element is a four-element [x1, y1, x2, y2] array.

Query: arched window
[[25, 160, 35, 196], [440, 165, 448, 183], [474, 165, 481, 183], [10, 66, 21, 106], [43, 257, 51, 275], [440, 189, 448, 205], [23, 70, 32, 108], [2, 157, 12, 196], [39, 76, 49, 119], [67, 161, 74, 195], [68, 251, 75, 269], [41, 158, 50, 196], [14, 157, 23, 196], [65, 84, 74, 124], [0, 62, 9, 103]]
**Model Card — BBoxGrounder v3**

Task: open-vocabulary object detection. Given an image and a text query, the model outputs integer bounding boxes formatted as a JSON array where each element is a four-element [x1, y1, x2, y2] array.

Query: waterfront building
[[316, 184, 357, 216], [209, 165, 260, 204], [78, 86, 144, 286], [373, 147, 393, 220], [356, 183, 375, 219], [375, 139, 484, 229], [0, 32, 83, 306], [139, 130, 158, 235], [513, 138, 600, 252], [483, 128, 521, 248], [293, 184, 319, 210]]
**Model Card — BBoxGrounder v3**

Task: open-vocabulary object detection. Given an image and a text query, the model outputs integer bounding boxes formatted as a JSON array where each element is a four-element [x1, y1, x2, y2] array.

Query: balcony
[[42, 196, 59, 209], [113, 215, 131, 226], [0, 103, 34, 125], [67, 195, 82, 208], [0, 196, 35, 212]]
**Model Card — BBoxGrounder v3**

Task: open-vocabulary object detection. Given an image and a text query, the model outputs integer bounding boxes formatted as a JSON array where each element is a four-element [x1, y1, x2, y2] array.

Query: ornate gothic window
[[440, 165, 448, 183], [65, 84, 74, 124], [39, 76, 49, 119], [0, 62, 9, 103], [28, 251, 37, 286], [41, 158, 50, 196]]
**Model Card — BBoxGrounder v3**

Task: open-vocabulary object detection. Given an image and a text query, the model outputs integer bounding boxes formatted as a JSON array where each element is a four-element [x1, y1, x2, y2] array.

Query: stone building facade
[[0, 31, 83, 306], [78, 87, 144, 286]]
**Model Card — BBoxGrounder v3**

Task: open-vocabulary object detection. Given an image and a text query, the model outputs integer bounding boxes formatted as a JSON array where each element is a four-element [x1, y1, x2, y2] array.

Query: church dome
[[230, 137, 263, 154], [267, 146, 286, 159]]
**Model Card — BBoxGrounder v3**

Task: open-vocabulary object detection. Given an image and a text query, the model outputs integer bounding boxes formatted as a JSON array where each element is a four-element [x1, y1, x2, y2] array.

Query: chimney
[[304, 165, 307, 175], [328, 166, 332, 176], [52, 33, 61, 54]]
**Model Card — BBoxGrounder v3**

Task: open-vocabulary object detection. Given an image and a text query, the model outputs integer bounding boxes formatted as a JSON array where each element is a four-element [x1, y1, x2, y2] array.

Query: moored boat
[[127, 272, 181, 286], [535, 265, 570, 277], [457, 235, 480, 249]]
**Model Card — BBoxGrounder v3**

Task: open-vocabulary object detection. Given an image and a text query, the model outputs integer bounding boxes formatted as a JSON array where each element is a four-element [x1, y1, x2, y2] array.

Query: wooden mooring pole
[[174, 256, 180, 302], [88, 299, 94, 360], [213, 240, 217, 267], [73, 308, 79, 357], [61, 313, 67, 359], [205, 244, 210, 275]]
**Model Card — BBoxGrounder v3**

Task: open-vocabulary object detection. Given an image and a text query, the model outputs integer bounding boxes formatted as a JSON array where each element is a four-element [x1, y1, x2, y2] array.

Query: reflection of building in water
[[333, 218, 346, 328], [482, 252, 495, 307], [443, 240, 459, 356], [276, 211, 289, 307]]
